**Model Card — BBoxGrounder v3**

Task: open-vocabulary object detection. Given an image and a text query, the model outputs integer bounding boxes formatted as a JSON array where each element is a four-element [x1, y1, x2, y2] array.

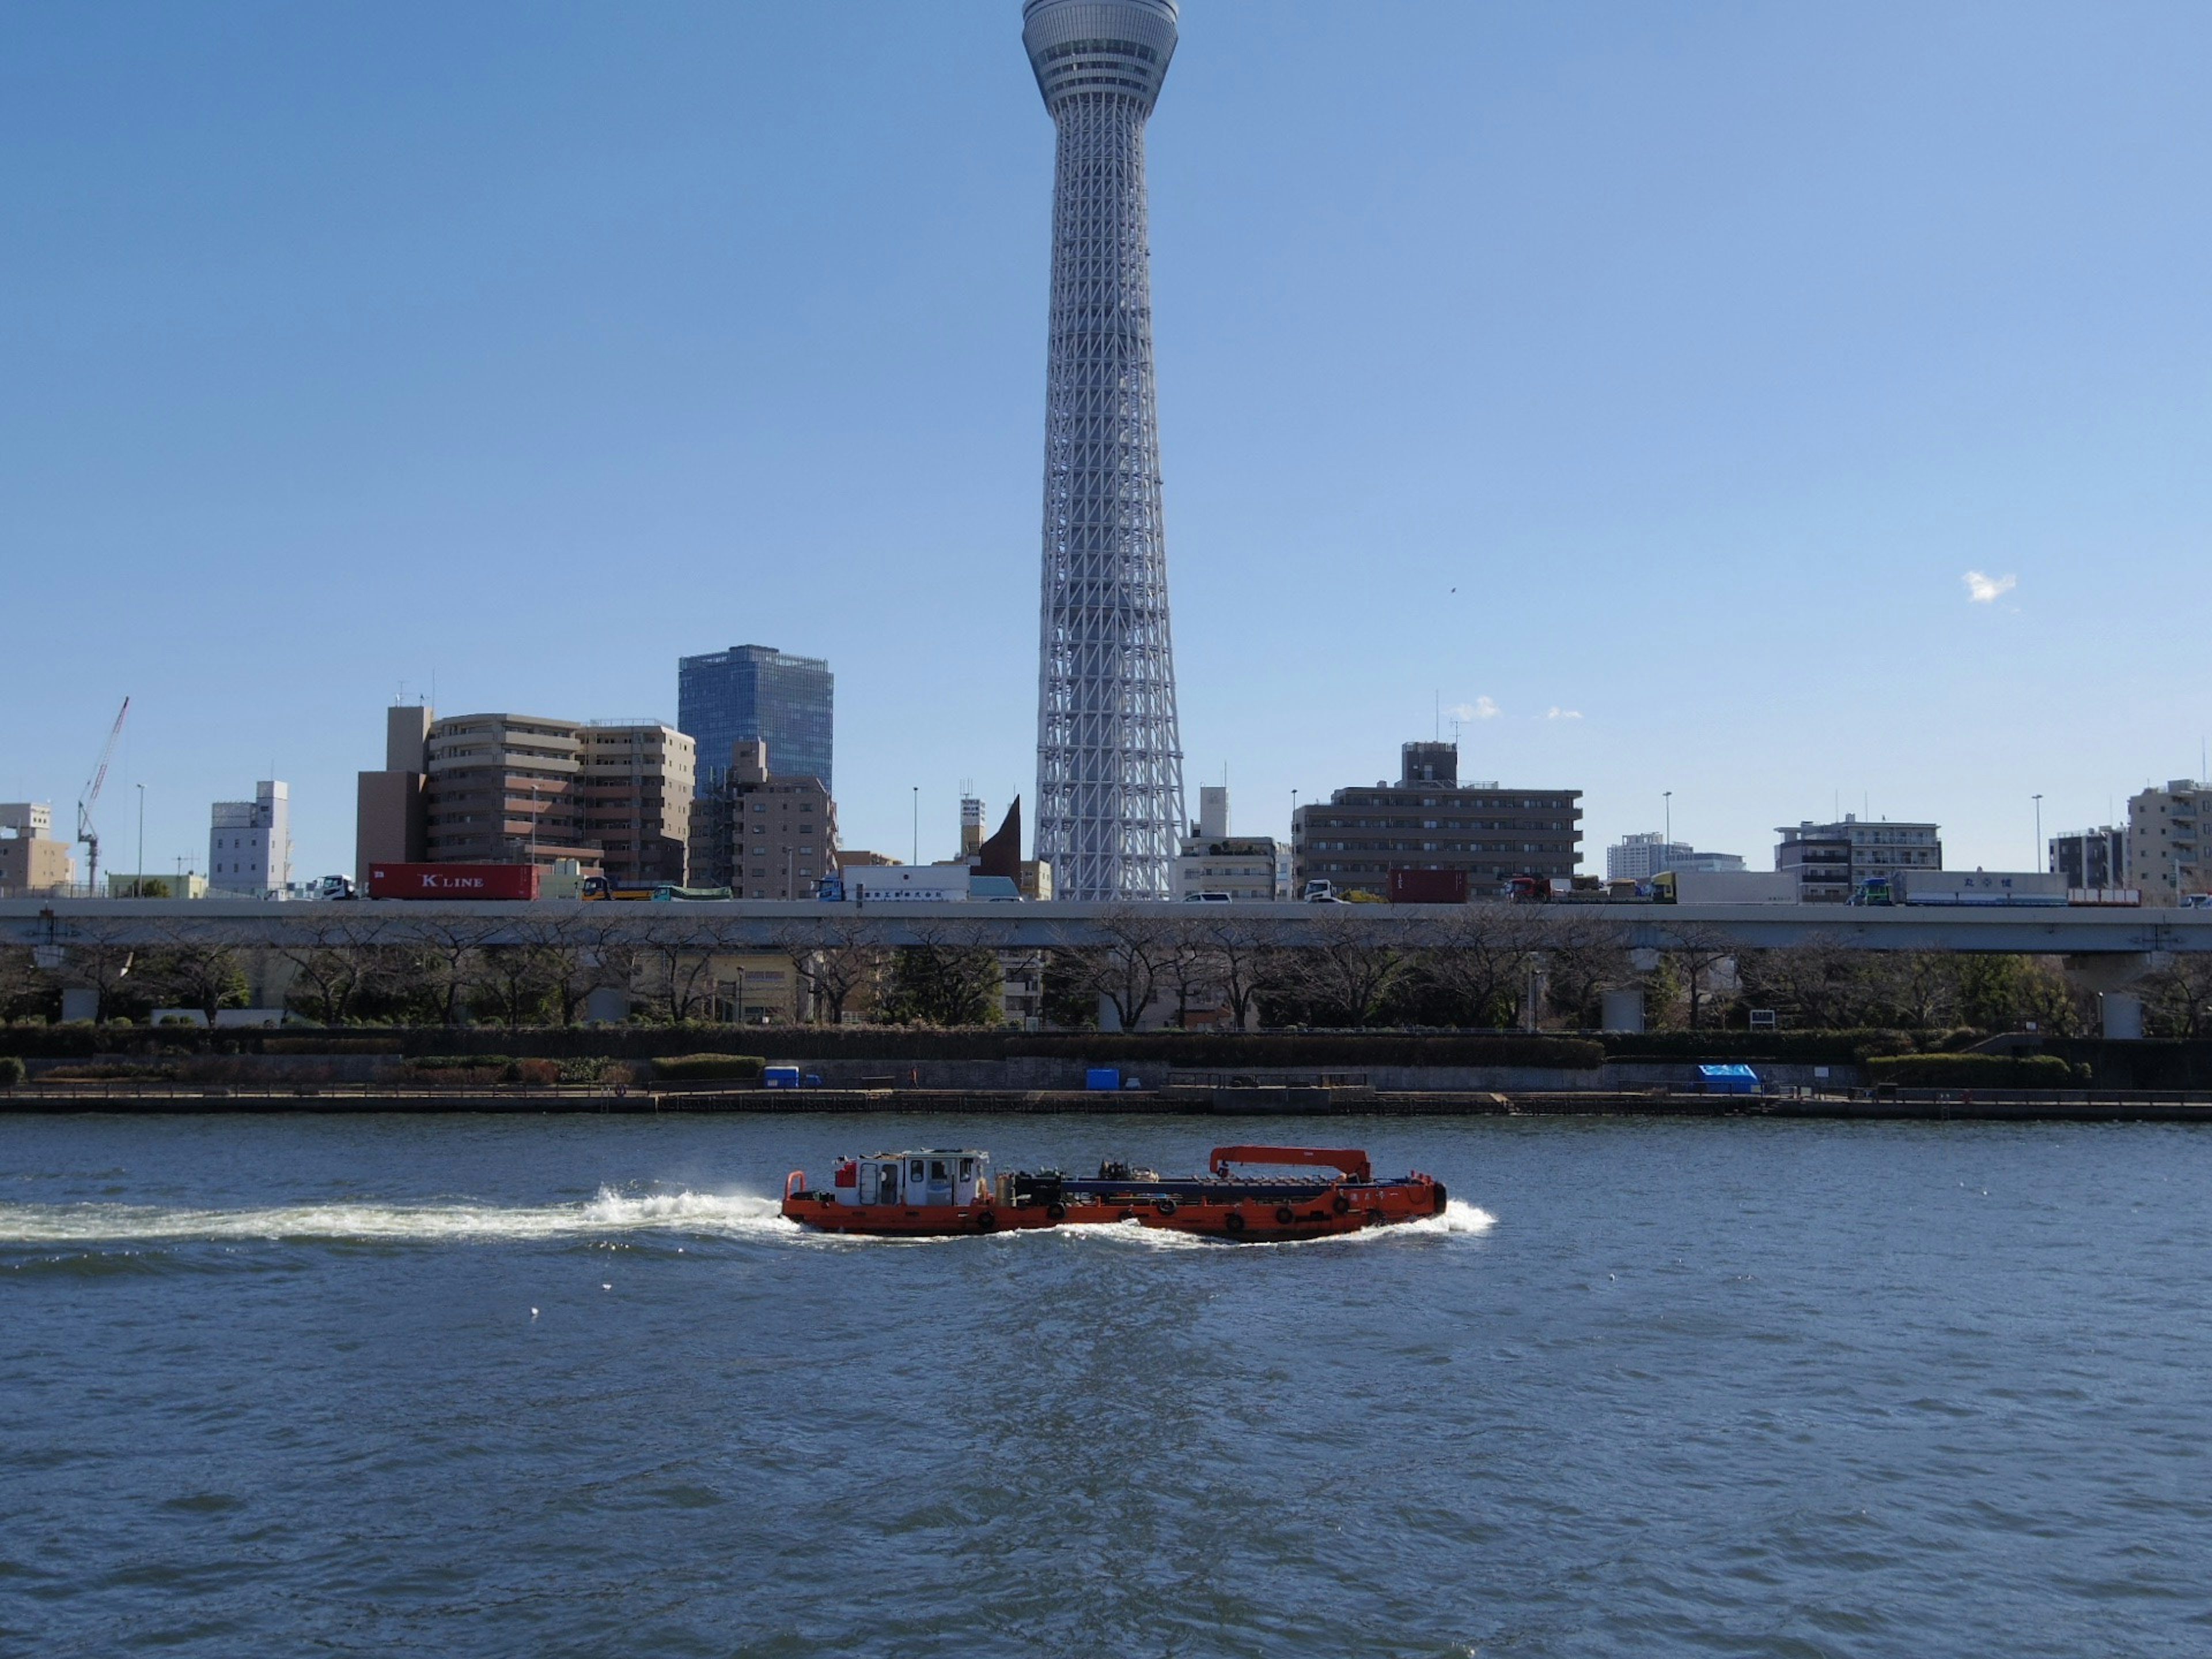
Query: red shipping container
[[366, 862, 540, 901], [1387, 868, 1469, 905]]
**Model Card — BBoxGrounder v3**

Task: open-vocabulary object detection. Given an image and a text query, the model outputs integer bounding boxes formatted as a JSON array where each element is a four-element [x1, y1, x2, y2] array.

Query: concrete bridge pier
[[2065, 952, 2169, 1039]]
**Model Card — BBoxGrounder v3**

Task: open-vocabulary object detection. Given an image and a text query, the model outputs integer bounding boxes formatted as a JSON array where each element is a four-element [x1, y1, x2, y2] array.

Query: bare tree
[[58, 917, 144, 1021], [1288, 907, 1411, 1028], [880, 919, 1004, 1027], [1414, 904, 1548, 1028], [513, 912, 634, 1027], [1738, 933, 1869, 1030], [471, 941, 565, 1027], [0, 944, 53, 1021], [1541, 912, 1634, 1030], [2145, 953, 2212, 1039], [1053, 904, 1180, 1030], [1194, 915, 1274, 1031], [1861, 949, 1959, 1031], [772, 916, 890, 1025], [1662, 922, 1739, 1031], [402, 916, 506, 1027], [275, 915, 392, 1025], [631, 913, 722, 1024], [1158, 918, 1219, 1028], [142, 925, 249, 1022]]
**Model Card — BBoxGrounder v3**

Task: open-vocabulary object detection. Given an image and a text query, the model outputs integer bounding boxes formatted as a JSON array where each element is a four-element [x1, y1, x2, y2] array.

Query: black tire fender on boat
[[1222, 1211, 1247, 1234], [975, 1210, 998, 1232], [1274, 1206, 1295, 1226], [1431, 1181, 1449, 1213], [1046, 1202, 1066, 1221], [1154, 1198, 1177, 1216], [1332, 1194, 1351, 1215]]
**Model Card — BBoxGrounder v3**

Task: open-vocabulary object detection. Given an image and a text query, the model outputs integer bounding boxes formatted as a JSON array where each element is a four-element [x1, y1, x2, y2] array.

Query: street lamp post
[[2033, 794, 2044, 871], [135, 783, 145, 897], [911, 787, 919, 866], [1664, 790, 1672, 849]]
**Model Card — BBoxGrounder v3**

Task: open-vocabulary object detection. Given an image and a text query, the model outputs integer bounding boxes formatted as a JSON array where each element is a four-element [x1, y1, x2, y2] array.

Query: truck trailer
[[1652, 870, 1797, 904], [366, 862, 541, 901], [1892, 870, 2067, 907], [1387, 869, 1470, 904]]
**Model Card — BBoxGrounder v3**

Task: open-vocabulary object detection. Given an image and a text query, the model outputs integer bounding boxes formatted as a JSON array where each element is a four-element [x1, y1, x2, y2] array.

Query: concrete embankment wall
[[9, 1083, 2212, 1123], [17, 1052, 1859, 1093]]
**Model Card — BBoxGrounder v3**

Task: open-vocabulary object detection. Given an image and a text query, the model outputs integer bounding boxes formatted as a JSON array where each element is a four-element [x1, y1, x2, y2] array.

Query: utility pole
[[2033, 794, 2044, 871], [911, 787, 919, 866], [1664, 790, 1672, 848], [135, 783, 145, 897]]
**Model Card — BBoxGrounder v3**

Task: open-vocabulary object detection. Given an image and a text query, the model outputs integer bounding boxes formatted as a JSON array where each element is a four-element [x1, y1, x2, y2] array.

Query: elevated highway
[[4, 897, 2207, 956]]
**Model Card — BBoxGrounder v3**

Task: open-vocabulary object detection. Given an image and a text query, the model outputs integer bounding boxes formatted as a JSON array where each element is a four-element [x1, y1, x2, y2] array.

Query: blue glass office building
[[677, 645, 834, 796]]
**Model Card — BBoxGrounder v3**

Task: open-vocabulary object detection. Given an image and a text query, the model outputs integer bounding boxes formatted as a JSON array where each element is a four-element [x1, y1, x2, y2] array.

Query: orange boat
[[780, 1145, 1446, 1242]]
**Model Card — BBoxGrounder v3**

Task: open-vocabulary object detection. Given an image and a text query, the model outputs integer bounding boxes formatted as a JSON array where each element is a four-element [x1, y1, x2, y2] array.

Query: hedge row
[[1865, 1053, 2082, 1087], [0, 1024, 1609, 1065], [649, 1054, 766, 1081], [1597, 1028, 1977, 1063], [1002, 1033, 1605, 1069]]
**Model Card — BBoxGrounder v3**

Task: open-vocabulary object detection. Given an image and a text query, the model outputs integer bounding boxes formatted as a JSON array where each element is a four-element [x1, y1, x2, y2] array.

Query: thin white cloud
[[1963, 570, 2017, 604], [1544, 706, 1583, 721], [1449, 697, 1502, 722]]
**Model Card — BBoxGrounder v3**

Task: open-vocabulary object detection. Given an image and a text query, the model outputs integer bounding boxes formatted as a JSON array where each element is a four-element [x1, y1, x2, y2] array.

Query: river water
[[2, 1113, 2207, 1657]]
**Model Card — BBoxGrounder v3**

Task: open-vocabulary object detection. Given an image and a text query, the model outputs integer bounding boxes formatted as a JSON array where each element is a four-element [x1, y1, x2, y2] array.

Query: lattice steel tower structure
[[1024, 0, 1185, 901]]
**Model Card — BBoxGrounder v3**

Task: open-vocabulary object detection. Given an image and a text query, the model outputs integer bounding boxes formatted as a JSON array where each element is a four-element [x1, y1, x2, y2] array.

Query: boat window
[[910, 1161, 925, 1181], [930, 1160, 948, 1180], [959, 1158, 974, 1180]]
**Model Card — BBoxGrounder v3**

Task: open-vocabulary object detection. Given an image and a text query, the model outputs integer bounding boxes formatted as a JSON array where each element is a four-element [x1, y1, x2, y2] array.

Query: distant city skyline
[[4, 3, 2209, 883]]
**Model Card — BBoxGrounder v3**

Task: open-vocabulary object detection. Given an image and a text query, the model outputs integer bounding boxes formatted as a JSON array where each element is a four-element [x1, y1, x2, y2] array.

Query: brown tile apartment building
[[688, 740, 837, 899], [356, 706, 694, 884]]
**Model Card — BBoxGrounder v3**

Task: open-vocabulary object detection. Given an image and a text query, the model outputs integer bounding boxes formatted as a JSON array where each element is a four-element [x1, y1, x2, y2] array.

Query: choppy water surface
[[2, 1115, 2207, 1657]]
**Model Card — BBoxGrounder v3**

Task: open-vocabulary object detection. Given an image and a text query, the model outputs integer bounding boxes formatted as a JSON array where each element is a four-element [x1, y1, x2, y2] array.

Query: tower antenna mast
[[1026, 0, 1185, 900]]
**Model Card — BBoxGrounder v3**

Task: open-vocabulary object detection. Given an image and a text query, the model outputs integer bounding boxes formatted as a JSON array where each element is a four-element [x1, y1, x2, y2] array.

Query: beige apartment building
[[2129, 780, 2206, 904], [689, 739, 837, 899], [0, 828, 75, 895], [581, 723, 694, 885]]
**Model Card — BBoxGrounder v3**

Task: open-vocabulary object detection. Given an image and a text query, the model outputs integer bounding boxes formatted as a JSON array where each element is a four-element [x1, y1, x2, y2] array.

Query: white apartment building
[[1775, 815, 1941, 902], [1173, 786, 1289, 900], [209, 781, 291, 896], [0, 803, 54, 838]]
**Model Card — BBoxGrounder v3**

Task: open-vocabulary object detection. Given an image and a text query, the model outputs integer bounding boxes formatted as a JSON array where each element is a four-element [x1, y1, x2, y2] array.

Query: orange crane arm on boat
[[1207, 1146, 1373, 1183]]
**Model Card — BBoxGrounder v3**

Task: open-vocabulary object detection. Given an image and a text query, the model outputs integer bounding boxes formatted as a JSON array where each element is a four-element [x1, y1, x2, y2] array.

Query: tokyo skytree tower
[[1023, 0, 1185, 901]]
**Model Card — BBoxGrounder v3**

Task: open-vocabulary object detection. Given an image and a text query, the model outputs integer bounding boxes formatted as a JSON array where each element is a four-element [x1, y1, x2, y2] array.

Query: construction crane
[[77, 697, 130, 895]]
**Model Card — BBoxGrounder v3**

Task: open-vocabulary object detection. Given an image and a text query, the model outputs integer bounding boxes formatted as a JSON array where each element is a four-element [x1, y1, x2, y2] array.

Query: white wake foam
[[0, 1187, 789, 1245], [1051, 1196, 1498, 1252]]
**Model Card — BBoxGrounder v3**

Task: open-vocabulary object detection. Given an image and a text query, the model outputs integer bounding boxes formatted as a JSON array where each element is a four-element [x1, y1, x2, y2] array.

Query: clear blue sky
[[5, 1, 2207, 881]]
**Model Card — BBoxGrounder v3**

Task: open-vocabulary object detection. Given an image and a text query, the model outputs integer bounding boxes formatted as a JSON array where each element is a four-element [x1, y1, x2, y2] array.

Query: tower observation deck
[[1023, 0, 1184, 901]]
